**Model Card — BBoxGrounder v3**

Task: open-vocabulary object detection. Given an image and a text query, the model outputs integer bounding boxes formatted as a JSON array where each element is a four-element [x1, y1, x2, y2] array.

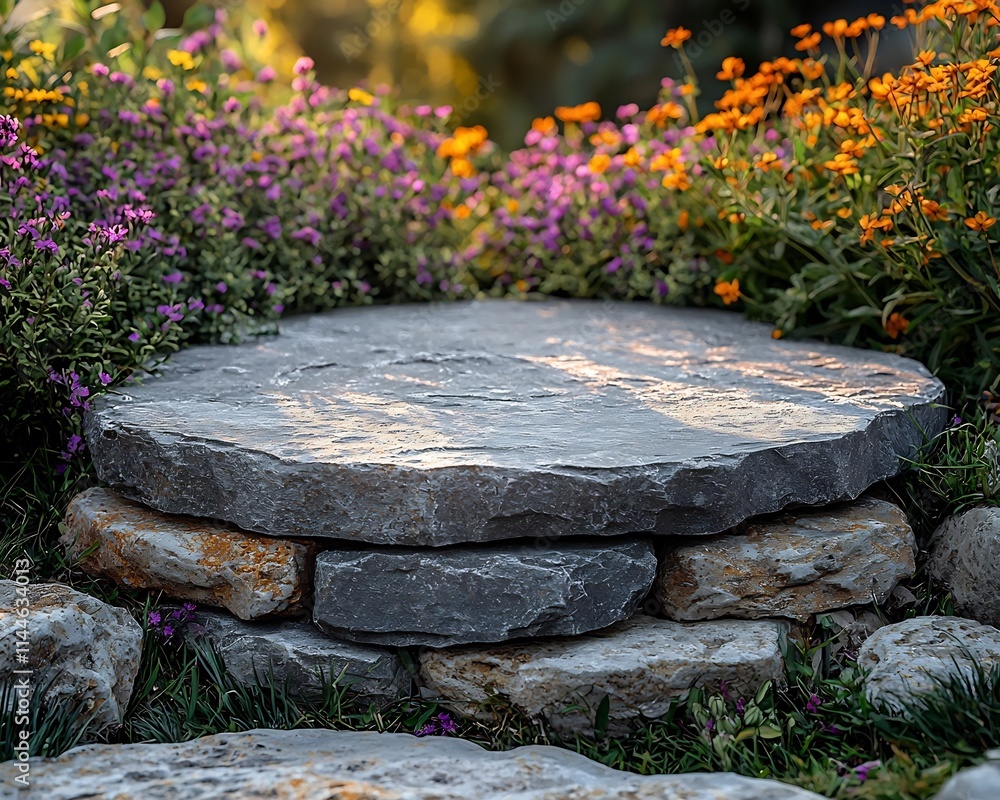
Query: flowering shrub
[[3, 1, 1000, 561]]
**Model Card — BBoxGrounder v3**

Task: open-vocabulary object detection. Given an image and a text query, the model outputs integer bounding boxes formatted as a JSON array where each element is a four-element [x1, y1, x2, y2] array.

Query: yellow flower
[[185, 79, 207, 94], [450, 157, 474, 178], [661, 27, 692, 48], [142, 66, 163, 81], [507, 200, 519, 213], [5, 67, 17, 80], [167, 50, 195, 70], [624, 147, 642, 167], [29, 40, 56, 60], [714, 279, 741, 305], [965, 211, 996, 231], [348, 87, 374, 105]]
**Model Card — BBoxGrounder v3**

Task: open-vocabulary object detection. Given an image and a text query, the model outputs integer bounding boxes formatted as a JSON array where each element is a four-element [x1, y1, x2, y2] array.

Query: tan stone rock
[[654, 497, 915, 622], [61, 488, 315, 620], [419, 615, 787, 737]]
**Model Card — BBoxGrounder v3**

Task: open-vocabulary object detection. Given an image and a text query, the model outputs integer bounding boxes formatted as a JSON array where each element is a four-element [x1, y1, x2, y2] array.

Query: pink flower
[[256, 66, 276, 83], [224, 97, 242, 113], [91, 63, 109, 77], [293, 56, 314, 75], [253, 19, 268, 37]]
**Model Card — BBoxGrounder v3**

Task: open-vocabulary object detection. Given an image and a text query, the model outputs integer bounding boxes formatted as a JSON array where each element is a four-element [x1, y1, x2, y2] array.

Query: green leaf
[[143, 1, 166, 33], [594, 694, 611, 739], [62, 33, 87, 62]]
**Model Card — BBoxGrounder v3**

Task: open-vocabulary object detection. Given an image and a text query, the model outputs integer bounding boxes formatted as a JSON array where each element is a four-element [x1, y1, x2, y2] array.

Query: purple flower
[[854, 760, 880, 782], [805, 694, 822, 714], [128, 331, 141, 342], [162, 272, 184, 284], [0, 277, 10, 291], [99, 372, 112, 385], [148, 611, 162, 626], [436, 713, 457, 735], [0, 115, 19, 148], [215, 282, 228, 294], [951, 415, 963, 427], [162, 624, 175, 638]]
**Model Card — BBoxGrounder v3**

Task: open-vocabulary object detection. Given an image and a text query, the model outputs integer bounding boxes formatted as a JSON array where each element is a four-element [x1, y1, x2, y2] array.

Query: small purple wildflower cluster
[[414, 712, 459, 737], [147, 603, 198, 642]]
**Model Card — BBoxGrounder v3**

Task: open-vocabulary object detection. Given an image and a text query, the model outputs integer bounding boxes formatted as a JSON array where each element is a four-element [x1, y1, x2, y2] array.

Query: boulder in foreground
[[0, 728, 829, 800], [0, 580, 141, 733]]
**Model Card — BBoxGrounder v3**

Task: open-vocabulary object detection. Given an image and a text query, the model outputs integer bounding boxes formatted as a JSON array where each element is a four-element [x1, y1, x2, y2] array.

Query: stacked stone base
[[60, 487, 918, 736]]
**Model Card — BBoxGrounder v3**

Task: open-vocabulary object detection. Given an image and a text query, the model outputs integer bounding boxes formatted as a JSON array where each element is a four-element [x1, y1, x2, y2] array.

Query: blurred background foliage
[[13, 0, 910, 149]]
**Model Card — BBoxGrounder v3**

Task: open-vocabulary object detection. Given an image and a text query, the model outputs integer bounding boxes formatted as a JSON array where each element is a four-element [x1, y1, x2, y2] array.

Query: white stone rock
[[928, 507, 1000, 627], [858, 616, 1000, 713], [933, 757, 1000, 799], [655, 497, 916, 622], [420, 615, 787, 736], [0, 581, 142, 733], [0, 728, 829, 799]]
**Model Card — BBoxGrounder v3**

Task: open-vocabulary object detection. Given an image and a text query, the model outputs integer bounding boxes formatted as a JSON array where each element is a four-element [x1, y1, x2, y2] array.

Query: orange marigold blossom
[[661, 27, 692, 48], [714, 279, 741, 305], [920, 199, 949, 220], [531, 116, 557, 136], [795, 32, 822, 51], [790, 23, 813, 37], [965, 211, 997, 231], [885, 312, 910, 339]]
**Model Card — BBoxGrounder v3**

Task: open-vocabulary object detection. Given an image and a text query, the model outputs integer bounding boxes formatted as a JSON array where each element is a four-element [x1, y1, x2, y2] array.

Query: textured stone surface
[[928, 507, 1000, 627], [858, 616, 1000, 713], [0, 728, 829, 800], [0, 581, 141, 733], [313, 539, 656, 647], [61, 488, 315, 620], [655, 497, 916, 622], [85, 300, 946, 546], [934, 758, 1000, 799], [193, 609, 409, 701], [420, 615, 787, 736]]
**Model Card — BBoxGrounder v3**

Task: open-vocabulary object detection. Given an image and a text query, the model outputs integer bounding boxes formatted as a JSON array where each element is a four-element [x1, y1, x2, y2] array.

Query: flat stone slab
[[0, 581, 141, 733], [0, 728, 828, 800], [654, 497, 916, 622], [858, 616, 1000, 713], [192, 610, 409, 701], [85, 300, 946, 546], [420, 615, 787, 736], [61, 488, 315, 620], [312, 539, 655, 647]]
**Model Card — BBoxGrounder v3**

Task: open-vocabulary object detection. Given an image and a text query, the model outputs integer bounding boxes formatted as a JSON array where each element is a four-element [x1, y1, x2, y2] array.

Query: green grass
[[2, 607, 996, 800]]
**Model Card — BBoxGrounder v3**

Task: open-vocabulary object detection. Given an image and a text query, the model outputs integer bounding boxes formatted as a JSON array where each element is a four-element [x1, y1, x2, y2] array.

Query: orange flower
[[555, 102, 601, 124], [588, 153, 612, 174], [965, 211, 997, 231], [714, 279, 741, 305], [860, 213, 893, 244], [884, 312, 910, 340], [678, 210, 690, 231], [661, 27, 692, 48], [716, 57, 746, 81], [824, 153, 860, 176], [531, 116, 557, 136], [790, 23, 812, 38], [795, 32, 822, 51], [920, 199, 949, 221]]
